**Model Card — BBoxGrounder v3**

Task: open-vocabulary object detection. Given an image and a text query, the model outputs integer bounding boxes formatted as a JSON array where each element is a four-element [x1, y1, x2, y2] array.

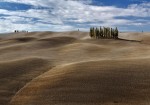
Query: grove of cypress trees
[[89, 26, 119, 39]]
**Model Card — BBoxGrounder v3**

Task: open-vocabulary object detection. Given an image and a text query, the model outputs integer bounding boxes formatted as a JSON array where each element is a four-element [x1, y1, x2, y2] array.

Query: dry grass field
[[0, 31, 150, 105]]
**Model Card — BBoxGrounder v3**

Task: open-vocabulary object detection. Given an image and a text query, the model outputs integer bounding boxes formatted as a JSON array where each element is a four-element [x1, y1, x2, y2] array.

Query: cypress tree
[[101, 27, 104, 38], [111, 28, 114, 39], [97, 28, 100, 39], [104, 27, 106, 38], [106, 27, 108, 38], [110, 28, 113, 38], [116, 27, 119, 39], [107, 27, 109, 38], [105, 27, 107, 38], [89, 27, 95, 38], [89, 27, 92, 38], [92, 27, 94, 38], [97, 28, 99, 39], [113, 29, 115, 39], [95, 27, 99, 39], [115, 27, 119, 39], [108, 27, 110, 39], [100, 27, 103, 38], [95, 28, 97, 39], [94, 27, 96, 39], [93, 27, 95, 38], [103, 27, 105, 38]]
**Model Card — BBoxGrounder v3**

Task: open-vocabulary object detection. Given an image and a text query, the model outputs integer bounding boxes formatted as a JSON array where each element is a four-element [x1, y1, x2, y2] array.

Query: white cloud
[[0, 0, 149, 32]]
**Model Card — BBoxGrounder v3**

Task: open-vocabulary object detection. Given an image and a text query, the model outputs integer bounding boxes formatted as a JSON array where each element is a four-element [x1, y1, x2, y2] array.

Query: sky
[[0, 0, 149, 33]]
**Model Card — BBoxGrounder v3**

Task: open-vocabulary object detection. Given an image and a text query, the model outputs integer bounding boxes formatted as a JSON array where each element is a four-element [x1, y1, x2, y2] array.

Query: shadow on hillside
[[117, 38, 141, 42], [10, 37, 37, 42]]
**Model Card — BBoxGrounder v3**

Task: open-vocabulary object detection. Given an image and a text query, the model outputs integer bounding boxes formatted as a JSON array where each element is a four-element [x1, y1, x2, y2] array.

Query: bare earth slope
[[0, 31, 150, 105], [10, 59, 150, 105]]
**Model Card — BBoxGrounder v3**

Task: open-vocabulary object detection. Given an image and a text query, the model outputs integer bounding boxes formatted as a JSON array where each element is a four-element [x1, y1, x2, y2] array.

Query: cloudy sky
[[0, 0, 149, 33]]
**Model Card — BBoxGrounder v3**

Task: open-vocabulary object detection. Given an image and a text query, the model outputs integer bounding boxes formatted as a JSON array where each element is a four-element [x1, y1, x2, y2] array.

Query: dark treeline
[[14, 30, 28, 33], [90, 27, 119, 39]]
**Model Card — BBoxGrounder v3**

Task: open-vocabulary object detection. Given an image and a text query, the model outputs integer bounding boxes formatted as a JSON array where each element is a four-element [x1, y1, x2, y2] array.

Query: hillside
[[0, 31, 150, 105]]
